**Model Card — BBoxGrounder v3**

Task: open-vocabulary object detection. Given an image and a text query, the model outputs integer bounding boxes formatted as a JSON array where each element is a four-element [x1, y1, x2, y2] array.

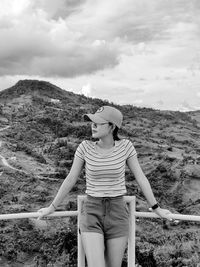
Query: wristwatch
[[150, 203, 159, 210]]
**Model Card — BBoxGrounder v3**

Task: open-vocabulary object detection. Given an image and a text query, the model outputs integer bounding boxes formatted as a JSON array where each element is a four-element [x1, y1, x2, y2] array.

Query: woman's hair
[[109, 123, 120, 141]]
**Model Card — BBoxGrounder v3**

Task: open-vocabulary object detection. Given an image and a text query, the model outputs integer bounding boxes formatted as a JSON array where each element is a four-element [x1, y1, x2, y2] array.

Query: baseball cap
[[83, 106, 123, 128]]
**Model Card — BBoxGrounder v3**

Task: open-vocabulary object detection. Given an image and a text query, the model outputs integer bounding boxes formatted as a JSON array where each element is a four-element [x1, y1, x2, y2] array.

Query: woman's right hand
[[37, 205, 55, 220]]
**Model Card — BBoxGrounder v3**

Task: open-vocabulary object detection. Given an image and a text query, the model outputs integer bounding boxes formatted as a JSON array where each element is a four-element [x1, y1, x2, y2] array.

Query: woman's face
[[91, 122, 111, 138]]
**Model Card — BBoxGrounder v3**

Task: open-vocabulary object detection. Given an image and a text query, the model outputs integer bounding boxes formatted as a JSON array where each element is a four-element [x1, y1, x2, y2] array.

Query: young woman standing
[[38, 106, 172, 267]]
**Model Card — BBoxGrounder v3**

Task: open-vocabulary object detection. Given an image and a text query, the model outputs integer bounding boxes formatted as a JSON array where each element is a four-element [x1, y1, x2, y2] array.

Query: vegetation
[[0, 80, 200, 266]]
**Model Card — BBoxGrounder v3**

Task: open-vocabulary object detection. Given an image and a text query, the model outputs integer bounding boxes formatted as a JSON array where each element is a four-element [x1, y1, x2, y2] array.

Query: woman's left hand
[[152, 207, 173, 221]]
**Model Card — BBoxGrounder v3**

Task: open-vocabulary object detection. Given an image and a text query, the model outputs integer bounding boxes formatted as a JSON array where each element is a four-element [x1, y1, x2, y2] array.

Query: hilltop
[[0, 80, 200, 266], [0, 80, 71, 101]]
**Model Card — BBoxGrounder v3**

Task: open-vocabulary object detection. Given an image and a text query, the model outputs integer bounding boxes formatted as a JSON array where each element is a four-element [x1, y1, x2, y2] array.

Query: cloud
[[1, 0, 199, 79], [0, 0, 200, 112], [31, 0, 86, 20], [181, 100, 194, 111], [87, 85, 146, 107], [112, 87, 145, 96], [0, 0, 30, 16], [132, 99, 143, 105], [93, 0, 199, 44], [157, 100, 164, 106], [0, 0, 120, 78], [0, 0, 199, 79], [81, 83, 92, 97]]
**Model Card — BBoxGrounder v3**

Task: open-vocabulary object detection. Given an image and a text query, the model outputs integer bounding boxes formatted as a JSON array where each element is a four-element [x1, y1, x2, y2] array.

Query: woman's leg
[[105, 236, 128, 267], [81, 232, 106, 267]]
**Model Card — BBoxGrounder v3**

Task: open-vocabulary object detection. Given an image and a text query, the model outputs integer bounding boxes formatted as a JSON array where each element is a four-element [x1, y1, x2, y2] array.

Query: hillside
[[0, 80, 200, 266]]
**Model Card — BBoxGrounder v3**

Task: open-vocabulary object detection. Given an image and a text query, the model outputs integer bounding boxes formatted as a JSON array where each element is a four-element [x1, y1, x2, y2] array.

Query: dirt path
[[0, 126, 26, 173], [0, 125, 10, 132], [0, 126, 59, 180], [0, 154, 23, 172]]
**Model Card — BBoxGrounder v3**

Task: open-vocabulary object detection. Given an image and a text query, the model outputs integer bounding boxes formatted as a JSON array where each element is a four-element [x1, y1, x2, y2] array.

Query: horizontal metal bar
[[1, 192, 200, 223], [1, 210, 200, 222], [0, 211, 78, 220], [135, 212, 200, 222]]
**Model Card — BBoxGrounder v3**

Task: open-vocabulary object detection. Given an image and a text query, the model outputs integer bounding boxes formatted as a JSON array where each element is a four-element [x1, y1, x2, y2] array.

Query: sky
[[0, 0, 200, 111]]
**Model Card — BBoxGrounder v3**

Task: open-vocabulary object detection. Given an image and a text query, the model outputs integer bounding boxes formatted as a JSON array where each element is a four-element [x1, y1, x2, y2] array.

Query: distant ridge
[[0, 79, 75, 101], [0, 79, 199, 118]]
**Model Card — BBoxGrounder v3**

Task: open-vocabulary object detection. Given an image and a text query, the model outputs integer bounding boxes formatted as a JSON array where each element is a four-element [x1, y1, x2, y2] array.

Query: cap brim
[[83, 114, 107, 124]]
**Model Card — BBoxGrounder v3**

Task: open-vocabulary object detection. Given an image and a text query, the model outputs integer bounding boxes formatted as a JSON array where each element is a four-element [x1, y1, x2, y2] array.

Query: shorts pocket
[[81, 199, 98, 214], [110, 200, 129, 220]]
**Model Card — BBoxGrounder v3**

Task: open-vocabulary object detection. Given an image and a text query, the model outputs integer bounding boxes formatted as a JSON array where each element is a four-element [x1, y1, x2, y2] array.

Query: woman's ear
[[108, 123, 116, 132], [111, 124, 116, 132]]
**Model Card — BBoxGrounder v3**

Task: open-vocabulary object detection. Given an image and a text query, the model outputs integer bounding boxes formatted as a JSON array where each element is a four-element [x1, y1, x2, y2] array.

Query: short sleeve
[[74, 141, 86, 162], [126, 140, 137, 159]]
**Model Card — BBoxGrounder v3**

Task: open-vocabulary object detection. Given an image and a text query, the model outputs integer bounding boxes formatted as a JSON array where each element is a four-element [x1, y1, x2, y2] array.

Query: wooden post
[[78, 196, 85, 267], [126, 196, 136, 267], [2, 196, 200, 267]]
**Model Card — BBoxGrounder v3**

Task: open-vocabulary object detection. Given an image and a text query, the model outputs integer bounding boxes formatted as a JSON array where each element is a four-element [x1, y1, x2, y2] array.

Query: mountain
[[0, 79, 71, 100], [0, 80, 200, 266]]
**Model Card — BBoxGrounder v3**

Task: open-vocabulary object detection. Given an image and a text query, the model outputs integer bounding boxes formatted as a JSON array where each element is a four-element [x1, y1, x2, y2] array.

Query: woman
[[38, 105, 172, 267]]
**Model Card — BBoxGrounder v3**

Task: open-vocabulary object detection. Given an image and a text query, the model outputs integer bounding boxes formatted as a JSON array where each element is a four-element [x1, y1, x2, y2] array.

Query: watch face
[[152, 203, 159, 210]]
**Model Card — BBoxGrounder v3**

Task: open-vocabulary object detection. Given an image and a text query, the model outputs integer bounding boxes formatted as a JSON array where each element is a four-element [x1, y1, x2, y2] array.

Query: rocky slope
[[0, 80, 200, 266]]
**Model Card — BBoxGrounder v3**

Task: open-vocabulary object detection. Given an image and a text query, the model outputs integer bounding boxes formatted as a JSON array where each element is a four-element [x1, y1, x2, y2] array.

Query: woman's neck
[[97, 137, 115, 149]]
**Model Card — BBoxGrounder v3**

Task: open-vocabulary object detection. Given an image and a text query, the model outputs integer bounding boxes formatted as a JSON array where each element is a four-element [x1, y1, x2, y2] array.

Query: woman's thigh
[[105, 236, 128, 267], [81, 232, 106, 267]]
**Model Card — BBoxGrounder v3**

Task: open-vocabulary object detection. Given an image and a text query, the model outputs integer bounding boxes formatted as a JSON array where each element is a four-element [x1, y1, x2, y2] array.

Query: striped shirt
[[75, 139, 137, 197]]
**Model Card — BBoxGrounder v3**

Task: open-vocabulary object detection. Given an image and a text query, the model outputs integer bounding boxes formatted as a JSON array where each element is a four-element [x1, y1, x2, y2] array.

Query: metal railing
[[1, 196, 200, 267]]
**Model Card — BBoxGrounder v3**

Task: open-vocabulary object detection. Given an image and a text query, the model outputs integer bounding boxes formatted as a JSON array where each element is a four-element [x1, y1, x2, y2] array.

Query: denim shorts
[[79, 195, 129, 240]]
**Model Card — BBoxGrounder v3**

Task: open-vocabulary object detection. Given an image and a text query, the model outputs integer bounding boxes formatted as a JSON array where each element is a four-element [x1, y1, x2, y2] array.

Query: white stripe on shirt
[[75, 139, 137, 197]]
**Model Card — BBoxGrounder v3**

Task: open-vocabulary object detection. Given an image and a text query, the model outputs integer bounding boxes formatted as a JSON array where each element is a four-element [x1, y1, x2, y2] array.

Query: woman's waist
[[86, 194, 124, 203]]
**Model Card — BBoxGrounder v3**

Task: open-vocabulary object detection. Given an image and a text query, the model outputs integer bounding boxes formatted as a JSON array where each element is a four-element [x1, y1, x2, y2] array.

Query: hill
[[0, 80, 200, 266], [0, 80, 71, 100]]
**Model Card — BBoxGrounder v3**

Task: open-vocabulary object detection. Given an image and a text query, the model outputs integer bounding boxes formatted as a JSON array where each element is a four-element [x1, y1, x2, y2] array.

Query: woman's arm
[[50, 156, 84, 208], [38, 156, 84, 218], [127, 156, 157, 207], [127, 155, 172, 220]]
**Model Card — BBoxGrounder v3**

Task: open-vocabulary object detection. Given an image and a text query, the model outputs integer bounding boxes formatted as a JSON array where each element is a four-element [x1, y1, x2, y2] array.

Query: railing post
[[127, 196, 136, 267], [2, 196, 200, 266], [78, 196, 85, 267]]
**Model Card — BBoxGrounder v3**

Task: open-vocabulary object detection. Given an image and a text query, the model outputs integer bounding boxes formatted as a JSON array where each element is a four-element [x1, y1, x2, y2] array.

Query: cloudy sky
[[0, 0, 200, 111]]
